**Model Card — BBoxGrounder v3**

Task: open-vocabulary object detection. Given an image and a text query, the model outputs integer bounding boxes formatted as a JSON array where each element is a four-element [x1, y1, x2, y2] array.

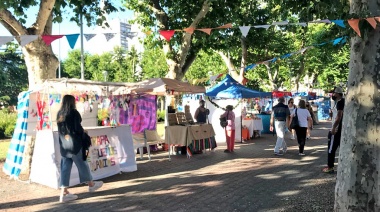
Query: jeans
[[274, 121, 287, 153], [60, 148, 93, 188]]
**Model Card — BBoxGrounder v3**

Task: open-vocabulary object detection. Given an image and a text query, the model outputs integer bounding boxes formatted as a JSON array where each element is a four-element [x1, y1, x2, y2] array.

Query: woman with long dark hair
[[57, 95, 103, 202]]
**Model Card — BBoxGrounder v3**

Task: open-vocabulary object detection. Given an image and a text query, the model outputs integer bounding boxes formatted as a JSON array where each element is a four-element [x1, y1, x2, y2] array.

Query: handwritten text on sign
[[87, 135, 117, 172]]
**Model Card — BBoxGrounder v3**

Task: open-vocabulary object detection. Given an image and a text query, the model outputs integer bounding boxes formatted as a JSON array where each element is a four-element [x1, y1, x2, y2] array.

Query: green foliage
[[0, 110, 17, 138], [157, 110, 166, 122], [0, 44, 28, 105], [0, 140, 10, 161]]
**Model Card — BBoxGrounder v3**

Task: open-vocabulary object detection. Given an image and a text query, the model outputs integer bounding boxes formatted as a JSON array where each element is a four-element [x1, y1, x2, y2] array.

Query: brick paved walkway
[[0, 121, 336, 212]]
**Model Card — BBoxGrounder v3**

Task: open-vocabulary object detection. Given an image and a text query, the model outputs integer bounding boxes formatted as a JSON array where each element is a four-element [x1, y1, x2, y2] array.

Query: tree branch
[[178, 0, 211, 70], [181, 51, 197, 74], [33, 0, 56, 34], [0, 9, 27, 35]]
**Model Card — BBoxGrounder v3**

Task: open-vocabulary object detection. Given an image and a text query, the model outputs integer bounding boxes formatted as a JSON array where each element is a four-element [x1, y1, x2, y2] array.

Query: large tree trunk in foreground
[[334, 1, 380, 210], [23, 39, 59, 89]]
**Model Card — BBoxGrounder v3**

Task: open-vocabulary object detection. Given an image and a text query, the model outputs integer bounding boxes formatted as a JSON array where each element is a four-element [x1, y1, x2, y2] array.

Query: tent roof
[[130, 78, 205, 95], [206, 74, 271, 98]]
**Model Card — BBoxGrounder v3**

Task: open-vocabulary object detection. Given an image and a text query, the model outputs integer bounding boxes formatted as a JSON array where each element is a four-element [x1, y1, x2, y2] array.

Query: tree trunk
[[334, 1, 380, 210], [22, 39, 59, 89]]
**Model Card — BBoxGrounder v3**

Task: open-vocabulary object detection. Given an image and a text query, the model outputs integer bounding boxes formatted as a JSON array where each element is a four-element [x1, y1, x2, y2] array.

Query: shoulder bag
[[290, 109, 299, 130]]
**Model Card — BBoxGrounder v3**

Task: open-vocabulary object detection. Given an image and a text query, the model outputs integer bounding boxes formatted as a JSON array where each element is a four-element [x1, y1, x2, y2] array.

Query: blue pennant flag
[[280, 53, 292, 59], [270, 58, 277, 63], [65, 34, 80, 49], [333, 37, 344, 45], [245, 64, 256, 71], [331, 20, 346, 28]]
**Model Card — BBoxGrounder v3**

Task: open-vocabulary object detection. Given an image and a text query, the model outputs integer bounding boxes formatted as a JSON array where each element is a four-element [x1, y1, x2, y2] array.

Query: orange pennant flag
[[197, 28, 212, 35], [348, 19, 361, 37], [183, 27, 195, 34], [216, 23, 233, 29], [144, 31, 152, 36], [159, 30, 175, 41], [366, 18, 377, 29]]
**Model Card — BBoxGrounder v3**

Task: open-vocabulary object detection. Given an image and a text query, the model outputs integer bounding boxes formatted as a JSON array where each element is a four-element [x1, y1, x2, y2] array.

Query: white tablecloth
[[30, 125, 137, 189], [242, 119, 263, 137]]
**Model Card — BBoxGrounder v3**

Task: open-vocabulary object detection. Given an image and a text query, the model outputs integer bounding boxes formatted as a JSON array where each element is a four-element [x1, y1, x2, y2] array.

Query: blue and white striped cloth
[[3, 91, 30, 178]]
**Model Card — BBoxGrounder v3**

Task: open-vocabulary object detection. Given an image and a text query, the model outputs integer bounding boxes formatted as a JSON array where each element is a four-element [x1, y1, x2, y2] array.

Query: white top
[[291, 108, 311, 128], [288, 105, 296, 114]]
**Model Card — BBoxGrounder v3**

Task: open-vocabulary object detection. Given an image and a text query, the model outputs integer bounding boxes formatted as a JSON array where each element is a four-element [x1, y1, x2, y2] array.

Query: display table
[[242, 118, 263, 138], [165, 124, 216, 159], [30, 125, 137, 189]]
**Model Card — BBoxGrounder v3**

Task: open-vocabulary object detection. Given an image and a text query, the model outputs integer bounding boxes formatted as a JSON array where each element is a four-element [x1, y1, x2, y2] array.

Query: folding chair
[[144, 129, 165, 161]]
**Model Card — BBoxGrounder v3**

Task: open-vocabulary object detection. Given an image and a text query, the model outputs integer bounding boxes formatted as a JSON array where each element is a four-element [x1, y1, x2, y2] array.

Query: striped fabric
[[3, 91, 30, 178]]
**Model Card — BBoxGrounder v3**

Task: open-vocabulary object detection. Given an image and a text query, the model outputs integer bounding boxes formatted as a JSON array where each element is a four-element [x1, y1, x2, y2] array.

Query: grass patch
[[0, 139, 11, 162]]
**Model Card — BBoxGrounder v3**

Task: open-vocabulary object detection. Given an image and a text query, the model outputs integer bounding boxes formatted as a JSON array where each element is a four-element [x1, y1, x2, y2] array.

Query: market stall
[[3, 79, 139, 185], [206, 75, 271, 141]]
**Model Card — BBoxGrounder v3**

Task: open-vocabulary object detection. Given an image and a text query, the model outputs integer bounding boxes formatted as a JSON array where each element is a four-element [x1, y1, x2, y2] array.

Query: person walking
[[220, 105, 236, 153], [270, 97, 290, 155], [57, 95, 103, 202], [305, 101, 314, 139], [287, 98, 296, 140], [323, 87, 345, 173], [194, 100, 209, 124], [289, 100, 312, 156]]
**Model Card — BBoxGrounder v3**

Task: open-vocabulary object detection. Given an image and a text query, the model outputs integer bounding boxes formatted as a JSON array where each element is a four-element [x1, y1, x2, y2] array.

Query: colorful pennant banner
[[244, 36, 348, 72]]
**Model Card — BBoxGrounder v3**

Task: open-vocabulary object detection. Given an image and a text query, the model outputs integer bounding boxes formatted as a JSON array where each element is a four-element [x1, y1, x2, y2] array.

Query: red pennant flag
[[41, 35, 64, 45], [183, 27, 195, 34], [159, 30, 175, 41], [375, 17, 380, 22], [366, 18, 377, 29], [197, 28, 212, 35], [216, 23, 233, 29], [348, 19, 361, 37]]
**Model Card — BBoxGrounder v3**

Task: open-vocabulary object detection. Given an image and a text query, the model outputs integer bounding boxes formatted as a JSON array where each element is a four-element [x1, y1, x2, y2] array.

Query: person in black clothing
[[270, 97, 290, 155], [323, 87, 345, 173], [194, 100, 209, 124], [57, 95, 103, 202]]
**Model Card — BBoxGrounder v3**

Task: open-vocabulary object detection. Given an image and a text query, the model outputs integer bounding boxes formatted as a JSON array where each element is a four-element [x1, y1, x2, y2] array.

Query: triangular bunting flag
[[309, 19, 331, 24], [348, 19, 361, 37], [244, 64, 256, 71], [331, 20, 346, 28], [216, 23, 233, 29], [197, 28, 212, 35], [104, 33, 116, 41], [298, 22, 307, 27], [41, 35, 64, 46], [0, 36, 14, 46], [144, 31, 152, 36], [272, 21, 288, 26], [20, 35, 39, 46], [254, 25, 271, 29], [84, 34, 96, 41], [183, 27, 195, 34], [65, 34, 80, 49], [375, 17, 380, 23], [280, 53, 292, 59], [159, 30, 175, 41], [366, 18, 377, 29], [333, 37, 344, 45], [239, 26, 251, 37]]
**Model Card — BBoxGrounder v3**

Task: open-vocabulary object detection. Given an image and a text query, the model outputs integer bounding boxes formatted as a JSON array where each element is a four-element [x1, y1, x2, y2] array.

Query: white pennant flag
[[254, 25, 271, 29], [239, 26, 251, 37], [272, 21, 289, 26], [84, 34, 96, 41], [20, 35, 39, 46], [104, 33, 116, 41], [0, 36, 14, 45]]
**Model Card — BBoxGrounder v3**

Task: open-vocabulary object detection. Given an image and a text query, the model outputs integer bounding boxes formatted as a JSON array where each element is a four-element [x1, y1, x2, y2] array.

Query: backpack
[[220, 111, 229, 128]]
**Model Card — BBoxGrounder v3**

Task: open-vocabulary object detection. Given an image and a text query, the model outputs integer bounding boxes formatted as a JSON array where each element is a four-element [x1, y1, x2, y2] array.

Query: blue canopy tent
[[206, 74, 271, 98], [206, 74, 271, 142]]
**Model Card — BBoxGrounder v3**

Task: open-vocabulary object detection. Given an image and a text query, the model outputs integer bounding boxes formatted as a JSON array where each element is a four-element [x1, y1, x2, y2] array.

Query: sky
[[0, 2, 134, 59]]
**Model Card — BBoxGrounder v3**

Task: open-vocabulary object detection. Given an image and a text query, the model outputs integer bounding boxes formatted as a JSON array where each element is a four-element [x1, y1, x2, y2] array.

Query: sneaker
[[274, 152, 283, 156], [88, 181, 103, 192], [322, 167, 334, 173], [282, 148, 287, 154], [298, 153, 305, 156], [59, 193, 78, 202]]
